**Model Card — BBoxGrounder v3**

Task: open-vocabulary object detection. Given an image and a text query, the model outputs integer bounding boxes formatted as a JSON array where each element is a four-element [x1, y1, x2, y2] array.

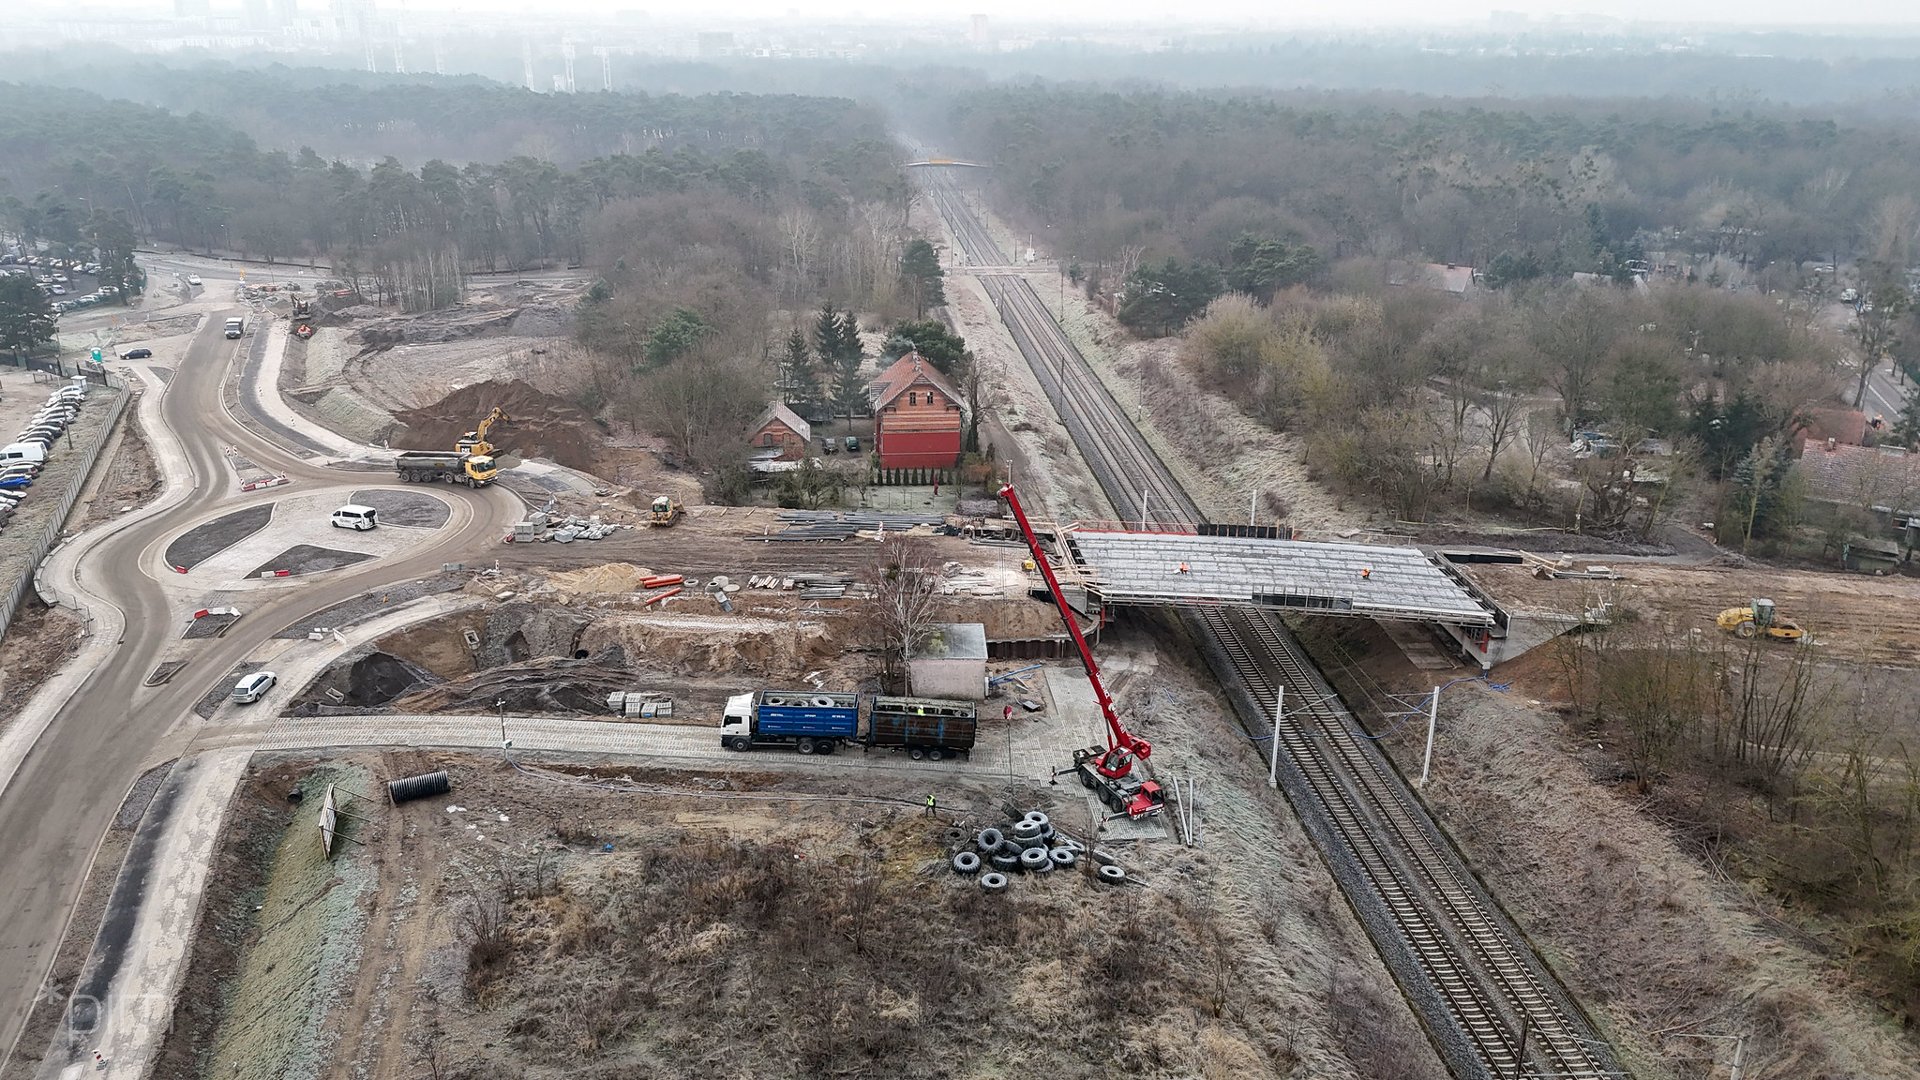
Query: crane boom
[[998, 483, 1151, 765]]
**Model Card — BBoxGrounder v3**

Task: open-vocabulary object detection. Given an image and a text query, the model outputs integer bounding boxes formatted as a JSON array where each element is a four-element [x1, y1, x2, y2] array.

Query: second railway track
[[927, 170, 1624, 1080]]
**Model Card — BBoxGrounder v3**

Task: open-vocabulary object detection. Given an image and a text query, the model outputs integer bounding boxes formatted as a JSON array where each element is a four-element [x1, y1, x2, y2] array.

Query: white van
[[224, 316, 245, 339], [330, 504, 378, 530], [0, 443, 47, 465]]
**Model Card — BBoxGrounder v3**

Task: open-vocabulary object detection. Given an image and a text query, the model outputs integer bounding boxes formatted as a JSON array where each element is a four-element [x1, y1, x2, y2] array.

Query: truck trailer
[[721, 690, 859, 754], [866, 695, 977, 761], [720, 690, 977, 759], [394, 449, 497, 487]]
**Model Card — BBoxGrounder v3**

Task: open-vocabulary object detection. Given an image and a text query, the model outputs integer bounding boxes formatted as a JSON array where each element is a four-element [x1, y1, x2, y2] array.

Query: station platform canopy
[[1059, 527, 1499, 627]]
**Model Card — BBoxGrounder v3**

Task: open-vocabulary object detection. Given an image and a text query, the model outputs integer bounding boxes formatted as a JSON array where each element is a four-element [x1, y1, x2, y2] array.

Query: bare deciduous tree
[[859, 533, 945, 691]]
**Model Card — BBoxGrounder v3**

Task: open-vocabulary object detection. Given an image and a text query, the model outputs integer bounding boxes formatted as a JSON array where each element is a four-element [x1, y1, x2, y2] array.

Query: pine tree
[[900, 238, 945, 317], [1728, 437, 1796, 551], [836, 310, 862, 361], [833, 350, 867, 423], [780, 328, 815, 404], [814, 302, 841, 360]]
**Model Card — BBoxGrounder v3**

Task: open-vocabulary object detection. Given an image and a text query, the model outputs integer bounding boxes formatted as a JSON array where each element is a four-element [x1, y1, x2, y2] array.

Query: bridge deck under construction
[[1060, 528, 1499, 626]]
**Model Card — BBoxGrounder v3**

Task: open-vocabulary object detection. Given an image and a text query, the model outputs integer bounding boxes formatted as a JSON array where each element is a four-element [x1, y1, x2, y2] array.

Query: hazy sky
[[22, 0, 1920, 25]]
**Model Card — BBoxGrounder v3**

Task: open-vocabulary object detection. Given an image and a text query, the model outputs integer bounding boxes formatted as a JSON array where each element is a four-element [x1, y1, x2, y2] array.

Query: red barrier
[[191, 608, 209, 619], [238, 475, 290, 493], [172, 564, 188, 574], [273, 569, 291, 577]]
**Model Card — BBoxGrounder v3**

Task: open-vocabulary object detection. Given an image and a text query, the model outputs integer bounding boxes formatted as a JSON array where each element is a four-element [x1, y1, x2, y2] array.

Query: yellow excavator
[[457, 407, 508, 457], [649, 495, 684, 526], [1715, 598, 1805, 642]]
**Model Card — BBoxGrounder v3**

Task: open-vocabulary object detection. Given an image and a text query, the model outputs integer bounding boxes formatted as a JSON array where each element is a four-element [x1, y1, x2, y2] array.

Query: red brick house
[[749, 402, 811, 461], [868, 351, 964, 469]]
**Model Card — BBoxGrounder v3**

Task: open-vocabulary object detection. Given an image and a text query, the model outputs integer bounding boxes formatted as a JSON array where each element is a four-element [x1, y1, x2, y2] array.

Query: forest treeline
[[0, 76, 904, 309], [0, 53, 899, 169], [935, 84, 1920, 288]]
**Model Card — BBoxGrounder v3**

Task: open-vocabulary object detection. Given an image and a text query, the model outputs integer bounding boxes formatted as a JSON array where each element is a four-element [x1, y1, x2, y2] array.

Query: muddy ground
[[1465, 559, 1920, 667], [0, 601, 84, 734], [76, 407, 162, 531], [162, 628, 1454, 1080]]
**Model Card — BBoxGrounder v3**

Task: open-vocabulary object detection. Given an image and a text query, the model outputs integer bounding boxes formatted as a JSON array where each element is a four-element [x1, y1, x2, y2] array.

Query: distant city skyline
[[23, 0, 1920, 27]]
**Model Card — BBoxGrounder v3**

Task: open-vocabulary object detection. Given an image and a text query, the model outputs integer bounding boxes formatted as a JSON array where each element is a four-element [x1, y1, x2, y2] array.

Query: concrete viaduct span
[[1047, 522, 1554, 670]]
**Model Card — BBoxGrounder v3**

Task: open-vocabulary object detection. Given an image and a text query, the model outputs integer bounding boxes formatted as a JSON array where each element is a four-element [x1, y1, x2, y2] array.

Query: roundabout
[[154, 489, 457, 590]]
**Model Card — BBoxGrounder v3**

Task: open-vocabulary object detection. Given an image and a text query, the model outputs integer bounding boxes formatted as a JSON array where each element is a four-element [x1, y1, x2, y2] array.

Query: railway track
[[929, 177, 1189, 524], [927, 171, 1624, 1080]]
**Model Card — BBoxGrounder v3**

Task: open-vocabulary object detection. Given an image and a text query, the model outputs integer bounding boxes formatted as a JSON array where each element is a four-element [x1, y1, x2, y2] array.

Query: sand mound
[[391, 379, 601, 473], [549, 563, 658, 595]]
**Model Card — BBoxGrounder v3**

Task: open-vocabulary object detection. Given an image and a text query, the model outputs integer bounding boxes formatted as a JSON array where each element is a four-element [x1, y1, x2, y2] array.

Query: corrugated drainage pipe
[[388, 770, 451, 805]]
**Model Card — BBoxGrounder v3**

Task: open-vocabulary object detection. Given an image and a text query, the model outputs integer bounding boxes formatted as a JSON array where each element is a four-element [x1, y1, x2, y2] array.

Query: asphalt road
[[1860, 358, 1913, 423], [0, 308, 519, 1060]]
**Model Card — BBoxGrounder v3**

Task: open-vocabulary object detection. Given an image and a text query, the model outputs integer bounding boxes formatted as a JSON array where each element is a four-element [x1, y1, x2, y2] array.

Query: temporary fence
[[3, 373, 131, 644]]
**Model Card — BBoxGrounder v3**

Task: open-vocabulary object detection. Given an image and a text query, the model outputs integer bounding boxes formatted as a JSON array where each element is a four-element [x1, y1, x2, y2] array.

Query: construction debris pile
[[949, 809, 1129, 893], [736, 572, 865, 600], [605, 690, 673, 718], [755, 509, 950, 542], [510, 511, 637, 544], [1523, 553, 1622, 580]]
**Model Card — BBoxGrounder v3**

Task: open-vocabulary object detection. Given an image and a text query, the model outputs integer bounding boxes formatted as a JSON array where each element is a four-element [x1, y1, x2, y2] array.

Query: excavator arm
[[998, 484, 1151, 769], [458, 407, 510, 457]]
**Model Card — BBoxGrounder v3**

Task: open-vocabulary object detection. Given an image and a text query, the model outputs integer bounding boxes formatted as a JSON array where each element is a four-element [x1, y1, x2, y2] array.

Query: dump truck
[[865, 695, 976, 761], [394, 449, 498, 487], [720, 690, 859, 754]]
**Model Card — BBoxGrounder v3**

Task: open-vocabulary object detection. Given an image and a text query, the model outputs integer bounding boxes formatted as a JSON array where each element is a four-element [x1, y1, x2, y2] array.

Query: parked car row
[[0, 377, 91, 534], [50, 285, 121, 316], [2, 252, 100, 275]]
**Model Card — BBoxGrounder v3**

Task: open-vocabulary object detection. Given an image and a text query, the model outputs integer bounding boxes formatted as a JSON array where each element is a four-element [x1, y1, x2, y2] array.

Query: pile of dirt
[[549, 562, 658, 595], [582, 613, 838, 680], [391, 380, 602, 474], [344, 651, 440, 707]]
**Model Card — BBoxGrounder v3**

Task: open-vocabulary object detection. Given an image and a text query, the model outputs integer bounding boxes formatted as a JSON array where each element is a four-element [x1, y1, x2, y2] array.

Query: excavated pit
[[345, 651, 435, 707]]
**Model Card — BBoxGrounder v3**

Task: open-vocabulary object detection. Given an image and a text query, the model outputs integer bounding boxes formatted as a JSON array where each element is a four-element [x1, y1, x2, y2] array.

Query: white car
[[187, 275, 202, 286], [230, 670, 277, 704]]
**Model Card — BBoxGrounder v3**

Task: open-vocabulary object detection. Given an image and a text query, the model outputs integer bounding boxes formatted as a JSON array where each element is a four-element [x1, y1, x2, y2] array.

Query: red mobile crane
[[1000, 483, 1165, 819]]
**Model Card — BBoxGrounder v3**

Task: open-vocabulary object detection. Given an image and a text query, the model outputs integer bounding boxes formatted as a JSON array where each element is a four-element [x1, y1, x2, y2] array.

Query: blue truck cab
[[721, 690, 859, 755]]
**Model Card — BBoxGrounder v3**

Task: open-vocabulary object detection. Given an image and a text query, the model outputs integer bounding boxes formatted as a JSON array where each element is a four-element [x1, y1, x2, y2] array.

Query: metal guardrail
[[0, 371, 131, 644]]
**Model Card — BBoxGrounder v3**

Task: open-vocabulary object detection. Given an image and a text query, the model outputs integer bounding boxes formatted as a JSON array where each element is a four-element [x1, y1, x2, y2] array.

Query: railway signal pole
[[1269, 685, 1283, 787], [1419, 685, 1438, 787]]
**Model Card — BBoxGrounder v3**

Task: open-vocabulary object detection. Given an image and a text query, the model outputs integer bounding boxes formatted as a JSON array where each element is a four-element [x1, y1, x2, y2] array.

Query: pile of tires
[[950, 808, 1126, 892]]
